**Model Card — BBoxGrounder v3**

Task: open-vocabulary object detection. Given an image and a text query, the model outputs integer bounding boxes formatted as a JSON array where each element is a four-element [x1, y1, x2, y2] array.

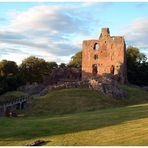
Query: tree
[[6, 75, 19, 91], [46, 61, 58, 72], [0, 76, 8, 95], [19, 56, 49, 84], [59, 63, 67, 69], [0, 60, 20, 94], [126, 46, 146, 63], [126, 46, 148, 85], [0, 60, 18, 77], [69, 51, 82, 68]]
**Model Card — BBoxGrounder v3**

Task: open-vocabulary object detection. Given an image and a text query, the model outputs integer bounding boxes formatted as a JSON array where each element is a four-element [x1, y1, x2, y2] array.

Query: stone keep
[[82, 28, 127, 84]]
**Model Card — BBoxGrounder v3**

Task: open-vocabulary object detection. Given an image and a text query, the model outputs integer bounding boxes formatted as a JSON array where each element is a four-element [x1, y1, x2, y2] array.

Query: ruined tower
[[82, 28, 127, 84]]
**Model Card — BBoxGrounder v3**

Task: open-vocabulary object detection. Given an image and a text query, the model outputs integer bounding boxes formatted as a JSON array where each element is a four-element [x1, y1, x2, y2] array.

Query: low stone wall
[[40, 75, 127, 99], [40, 81, 89, 96]]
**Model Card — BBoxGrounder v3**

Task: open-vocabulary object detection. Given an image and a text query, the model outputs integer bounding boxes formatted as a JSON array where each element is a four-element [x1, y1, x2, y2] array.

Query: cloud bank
[[123, 18, 148, 50], [0, 4, 97, 64], [0, 3, 148, 64]]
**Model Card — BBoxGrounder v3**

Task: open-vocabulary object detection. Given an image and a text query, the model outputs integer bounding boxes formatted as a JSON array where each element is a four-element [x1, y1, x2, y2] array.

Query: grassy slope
[[27, 85, 148, 116], [121, 85, 148, 104], [27, 88, 118, 115], [0, 103, 148, 146]]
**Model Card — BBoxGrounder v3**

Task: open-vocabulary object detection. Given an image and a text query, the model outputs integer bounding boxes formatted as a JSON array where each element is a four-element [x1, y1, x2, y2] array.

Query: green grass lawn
[[0, 85, 148, 146], [0, 103, 148, 146]]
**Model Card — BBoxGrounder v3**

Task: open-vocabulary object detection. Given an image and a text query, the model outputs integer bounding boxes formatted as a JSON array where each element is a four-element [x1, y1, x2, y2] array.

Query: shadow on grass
[[0, 103, 148, 144]]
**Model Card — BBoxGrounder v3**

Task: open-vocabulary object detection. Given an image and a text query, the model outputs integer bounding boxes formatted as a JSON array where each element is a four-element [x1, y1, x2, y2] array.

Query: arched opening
[[92, 64, 98, 75], [94, 43, 99, 50], [110, 65, 115, 74]]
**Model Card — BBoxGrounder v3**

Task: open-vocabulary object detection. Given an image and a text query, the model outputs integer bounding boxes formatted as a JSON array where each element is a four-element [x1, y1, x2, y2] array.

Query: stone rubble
[[89, 77, 127, 99], [40, 74, 127, 99]]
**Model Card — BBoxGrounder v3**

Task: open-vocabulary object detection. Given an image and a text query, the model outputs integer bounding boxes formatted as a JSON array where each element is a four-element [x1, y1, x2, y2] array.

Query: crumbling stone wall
[[43, 67, 81, 85], [82, 28, 127, 84], [40, 75, 127, 99]]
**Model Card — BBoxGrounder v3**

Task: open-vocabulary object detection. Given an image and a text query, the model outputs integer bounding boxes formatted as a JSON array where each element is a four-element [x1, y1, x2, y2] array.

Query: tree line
[[0, 46, 148, 95], [0, 55, 80, 95]]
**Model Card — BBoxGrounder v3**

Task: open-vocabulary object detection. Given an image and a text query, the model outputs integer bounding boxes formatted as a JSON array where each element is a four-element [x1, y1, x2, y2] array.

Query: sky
[[0, 2, 148, 65]]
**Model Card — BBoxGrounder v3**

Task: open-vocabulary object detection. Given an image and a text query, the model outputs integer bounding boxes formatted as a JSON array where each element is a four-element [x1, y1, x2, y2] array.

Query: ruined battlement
[[82, 28, 127, 84], [99, 28, 110, 38]]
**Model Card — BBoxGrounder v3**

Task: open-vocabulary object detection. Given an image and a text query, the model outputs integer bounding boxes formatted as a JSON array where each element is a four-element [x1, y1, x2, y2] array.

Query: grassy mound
[[0, 103, 148, 146], [26, 85, 148, 116], [27, 88, 119, 115]]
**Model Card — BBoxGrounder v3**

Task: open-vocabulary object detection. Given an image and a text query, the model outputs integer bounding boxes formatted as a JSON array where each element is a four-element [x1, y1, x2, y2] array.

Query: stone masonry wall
[[82, 28, 127, 84]]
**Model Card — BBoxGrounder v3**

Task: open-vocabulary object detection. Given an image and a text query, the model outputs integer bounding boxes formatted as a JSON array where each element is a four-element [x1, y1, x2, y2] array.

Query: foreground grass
[[26, 85, 148, 116], [0, 85, 147, 145], [0, 103, 148, 146]]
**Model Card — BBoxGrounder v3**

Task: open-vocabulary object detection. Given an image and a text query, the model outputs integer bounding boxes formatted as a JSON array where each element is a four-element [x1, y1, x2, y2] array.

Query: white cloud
[[0, 3, 113, 64], [122, 18, 148, 50], [0, 51, 29, 65], [0, 4, 95, 64]]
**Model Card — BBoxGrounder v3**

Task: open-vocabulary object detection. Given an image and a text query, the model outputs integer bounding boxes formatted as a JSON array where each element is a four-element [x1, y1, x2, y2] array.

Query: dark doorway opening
[[110, 65, 115, 74], [92, 64, 98, 75]]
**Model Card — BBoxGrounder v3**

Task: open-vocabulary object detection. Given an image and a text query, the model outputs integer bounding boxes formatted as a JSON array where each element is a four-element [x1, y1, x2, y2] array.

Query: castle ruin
[[82, 28, 127, 84]]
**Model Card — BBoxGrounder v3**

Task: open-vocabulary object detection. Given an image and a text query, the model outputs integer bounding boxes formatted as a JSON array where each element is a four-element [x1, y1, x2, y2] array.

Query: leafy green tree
[[19, 56, 49, 84], [0, 76, 8, 95], [59, 63, 67, 69], [0, 60, 21, 94], [69, 51, 82, 68], [6, 75, 19, 91], [126, 46, 148, 85], [0, 60, 18, 77], [46, 61, 58, 72]]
